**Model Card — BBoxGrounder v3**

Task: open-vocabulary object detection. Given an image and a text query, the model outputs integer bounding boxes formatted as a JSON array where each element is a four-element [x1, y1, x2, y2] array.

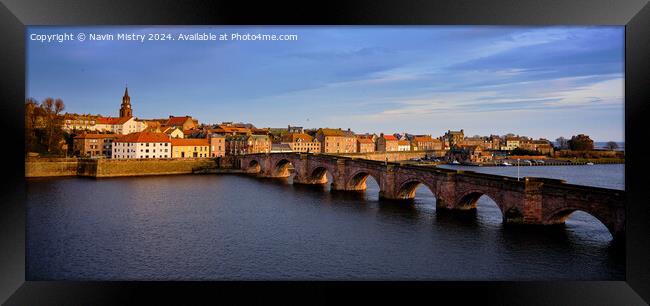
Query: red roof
[[382, 135, 398, 141], [167, 116, 191, 126], [170, 138, 208, 146], [214, 126, 251, 134], [317, 128, 346, 137], [114, 132, 171, 143], [357, 138, 374, 144], [96, 116, 132, 125], [413, 135, 435, 142]]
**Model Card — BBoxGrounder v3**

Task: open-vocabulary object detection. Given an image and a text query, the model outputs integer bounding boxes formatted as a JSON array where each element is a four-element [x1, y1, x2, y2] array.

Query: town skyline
[[27, 26, 625, 142]]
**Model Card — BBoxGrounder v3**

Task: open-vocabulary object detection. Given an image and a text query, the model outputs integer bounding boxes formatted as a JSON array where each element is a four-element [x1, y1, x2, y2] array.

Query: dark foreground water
[[26, 164, 624, 280]]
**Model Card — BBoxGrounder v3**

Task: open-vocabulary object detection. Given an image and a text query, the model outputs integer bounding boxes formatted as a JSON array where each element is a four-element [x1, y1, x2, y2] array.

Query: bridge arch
[[453, 188, 514, 216], [247, 159, 261, 173], [273, 158, 294, 177], [299, 166, 331, 185], [394, 178, 437, 201], [545, 206, 617, 239], [347, 170, 381, 191]]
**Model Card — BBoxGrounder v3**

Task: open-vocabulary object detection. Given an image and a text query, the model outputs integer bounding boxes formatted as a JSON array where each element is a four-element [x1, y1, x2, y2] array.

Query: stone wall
[[25, 157, 79, 177], [94, 158, 217, 177], [26, 158, 219, 178]]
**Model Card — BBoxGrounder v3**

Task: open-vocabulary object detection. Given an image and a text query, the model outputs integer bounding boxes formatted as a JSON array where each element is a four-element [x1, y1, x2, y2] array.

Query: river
[[26, 164, 625, 280]]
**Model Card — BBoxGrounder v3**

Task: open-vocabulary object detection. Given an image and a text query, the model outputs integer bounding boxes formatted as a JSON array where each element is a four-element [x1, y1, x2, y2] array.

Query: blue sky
[[26, 26, 624, 141]]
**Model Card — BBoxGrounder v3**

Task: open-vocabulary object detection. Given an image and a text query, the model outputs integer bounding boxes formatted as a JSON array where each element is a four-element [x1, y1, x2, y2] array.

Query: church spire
[[120, 86, 133, 118]]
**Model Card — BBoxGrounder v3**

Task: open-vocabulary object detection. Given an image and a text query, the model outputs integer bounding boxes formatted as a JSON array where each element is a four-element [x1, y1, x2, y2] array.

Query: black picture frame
[[1, 0, 648, 304]]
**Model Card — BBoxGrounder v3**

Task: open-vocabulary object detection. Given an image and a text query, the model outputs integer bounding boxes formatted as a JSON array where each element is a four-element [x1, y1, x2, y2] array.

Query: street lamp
[[517, 158, 520, 181]]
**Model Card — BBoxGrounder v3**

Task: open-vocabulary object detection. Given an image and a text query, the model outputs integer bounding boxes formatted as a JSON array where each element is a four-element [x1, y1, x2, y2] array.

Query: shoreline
[[24, 156, 624, 179], [447, 161, 625, 167]]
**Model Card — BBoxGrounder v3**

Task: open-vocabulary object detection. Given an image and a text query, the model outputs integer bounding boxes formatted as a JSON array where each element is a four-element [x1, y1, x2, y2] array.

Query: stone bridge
[[239, 153, 625, 240]]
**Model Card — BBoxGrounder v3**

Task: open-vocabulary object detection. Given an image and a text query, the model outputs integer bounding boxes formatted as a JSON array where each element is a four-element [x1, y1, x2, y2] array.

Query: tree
[[555, 137, 569, 150], [568, 134, 594, 151], [605, 141, 619, 151], [25, 98, 39, 153], [40, 97, 66, 154]]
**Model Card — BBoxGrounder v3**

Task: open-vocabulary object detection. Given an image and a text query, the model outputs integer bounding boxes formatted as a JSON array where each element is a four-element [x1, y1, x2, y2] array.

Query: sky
[[26, 26, 624, 141]]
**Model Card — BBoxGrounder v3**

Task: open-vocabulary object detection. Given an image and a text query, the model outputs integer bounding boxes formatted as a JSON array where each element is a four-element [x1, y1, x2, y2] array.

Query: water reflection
[[26, 173, 624, 280]]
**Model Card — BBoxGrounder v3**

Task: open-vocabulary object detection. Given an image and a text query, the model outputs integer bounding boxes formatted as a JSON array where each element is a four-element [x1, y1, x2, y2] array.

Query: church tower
[[119, 86, 133, 118]]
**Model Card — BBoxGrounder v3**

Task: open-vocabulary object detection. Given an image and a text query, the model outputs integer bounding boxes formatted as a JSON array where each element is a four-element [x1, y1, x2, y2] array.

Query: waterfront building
[[208, 134, 226, 157], [501, 136, 521, 151], [225, 134, 271, 155], [314, 128, 356, 154], [280, 133, 320, 153], [448, 145, 493, 163], [519, 139, 554, 155], [376, 133, 399, 152], [410, 135, 442, 151], [112, 132, 171, 159], [357, 138, 375, 153], [489, 135, 502, 150], [73, 133, 120, 157], [398, 140, 411, 151], [171, 138, 209, 158], [463, 136, 495, 149], [271, 143, 293, 153], [356, 133, 378, 142], [444, 129, 465, 148]]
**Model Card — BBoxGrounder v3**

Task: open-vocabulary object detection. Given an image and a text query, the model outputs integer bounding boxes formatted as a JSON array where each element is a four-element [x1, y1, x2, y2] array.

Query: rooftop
[[114, 132, 171, 143], [170, 138, 208, 146], [96, 116, 132, 125]]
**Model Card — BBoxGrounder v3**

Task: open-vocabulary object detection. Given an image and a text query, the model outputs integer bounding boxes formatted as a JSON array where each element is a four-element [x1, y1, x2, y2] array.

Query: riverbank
[[24, 154, 624, 178], [470, 158, 625, 167], [25, 157, 221, 178]]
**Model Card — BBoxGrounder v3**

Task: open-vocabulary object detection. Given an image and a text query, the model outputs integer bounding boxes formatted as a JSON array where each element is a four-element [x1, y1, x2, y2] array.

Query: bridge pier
[[292, 174, 327, 185], [331, 175, 362, 191]]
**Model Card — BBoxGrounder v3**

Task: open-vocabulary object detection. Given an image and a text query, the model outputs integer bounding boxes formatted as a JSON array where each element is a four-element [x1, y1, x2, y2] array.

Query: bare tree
[[605, 141, 619, 151], [25, 98, 39, 154], [41, 97, 65, 153], [555, 137, 569, 150]]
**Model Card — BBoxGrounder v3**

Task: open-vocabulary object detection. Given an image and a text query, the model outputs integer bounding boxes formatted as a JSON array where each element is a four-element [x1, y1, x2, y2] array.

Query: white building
[[96, 116, 147, 135], [397, 140, 411, 151], [112, 132, 172, 159]]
